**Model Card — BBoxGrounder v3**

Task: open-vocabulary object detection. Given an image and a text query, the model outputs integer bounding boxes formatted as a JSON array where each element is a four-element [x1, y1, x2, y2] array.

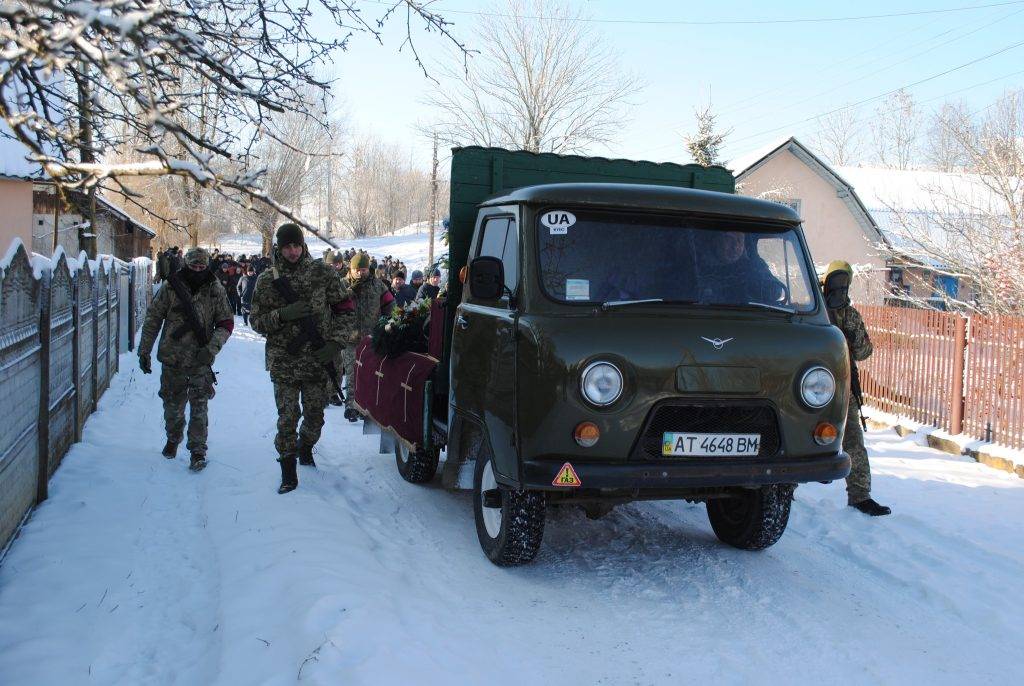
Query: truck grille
[[636, 402, 782, 459]]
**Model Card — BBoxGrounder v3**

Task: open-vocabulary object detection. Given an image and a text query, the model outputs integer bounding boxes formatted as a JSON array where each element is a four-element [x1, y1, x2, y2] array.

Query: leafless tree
[[424, 0, 641, 154], [924, 102, 973, 172], [879, 90, 1024, 314], [813, 106, 863, 167], [870, 89, 921, 170], [0, 0, 465, 247]]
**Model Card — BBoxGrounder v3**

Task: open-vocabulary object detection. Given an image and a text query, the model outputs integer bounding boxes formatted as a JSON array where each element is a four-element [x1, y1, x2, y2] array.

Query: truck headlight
[[581, 361, 623, 407], [800, 367, 835, 408]]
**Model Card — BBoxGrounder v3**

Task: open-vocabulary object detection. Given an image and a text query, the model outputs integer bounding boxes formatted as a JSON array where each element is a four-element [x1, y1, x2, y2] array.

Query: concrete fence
[[0, 239, 151, 552]]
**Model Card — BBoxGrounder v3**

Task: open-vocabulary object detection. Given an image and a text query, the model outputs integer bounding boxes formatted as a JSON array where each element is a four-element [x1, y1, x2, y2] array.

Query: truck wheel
[[473, 454, 546, 566], [395, 442, 439, 484], [706, 484, 794, 551]]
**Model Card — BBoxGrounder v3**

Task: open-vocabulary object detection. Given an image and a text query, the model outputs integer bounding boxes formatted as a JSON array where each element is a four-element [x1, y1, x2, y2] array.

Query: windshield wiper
[[744, 301, 796, 314], [600, 298, 664, 310]]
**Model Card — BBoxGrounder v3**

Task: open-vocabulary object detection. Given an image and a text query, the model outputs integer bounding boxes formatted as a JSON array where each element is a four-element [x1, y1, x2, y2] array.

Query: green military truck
[[355, 146, 851, 566]]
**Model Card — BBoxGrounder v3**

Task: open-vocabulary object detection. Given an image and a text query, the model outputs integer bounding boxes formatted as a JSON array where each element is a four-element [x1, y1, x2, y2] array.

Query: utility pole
[[428, 131, 438, 269]]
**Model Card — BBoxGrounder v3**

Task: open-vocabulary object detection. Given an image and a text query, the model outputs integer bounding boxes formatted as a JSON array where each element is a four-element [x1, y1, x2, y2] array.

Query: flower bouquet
[[370, 297, 432, 356]]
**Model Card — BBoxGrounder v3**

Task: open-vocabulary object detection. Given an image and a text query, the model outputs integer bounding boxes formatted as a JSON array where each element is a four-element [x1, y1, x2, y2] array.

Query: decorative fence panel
[[95, 262, 110, 397], [76, 261, 95, 436], [0, 244, 42, 549], [46, 253, 76, 478], [0, 240, 152, 552]]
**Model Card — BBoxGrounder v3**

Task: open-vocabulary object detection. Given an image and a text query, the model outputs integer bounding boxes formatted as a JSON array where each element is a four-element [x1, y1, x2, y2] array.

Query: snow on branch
[[0, 0, 467, 244]]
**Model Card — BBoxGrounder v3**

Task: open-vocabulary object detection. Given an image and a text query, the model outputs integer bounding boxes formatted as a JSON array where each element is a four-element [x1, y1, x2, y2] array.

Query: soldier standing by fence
[[138, 247, 234, 472], [250, 223, 353, 494], [823, 260, 891, 517]]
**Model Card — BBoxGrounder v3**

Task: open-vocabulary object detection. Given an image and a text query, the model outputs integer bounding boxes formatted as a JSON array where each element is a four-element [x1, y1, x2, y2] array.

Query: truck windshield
[[537, 211, 818, 312]]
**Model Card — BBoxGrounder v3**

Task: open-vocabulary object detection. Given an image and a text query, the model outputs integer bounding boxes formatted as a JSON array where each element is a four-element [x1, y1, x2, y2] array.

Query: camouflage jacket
[[343, 273, 396, 341], [250, 252, 354, 380], [139, 270, 234, 367], [831, 305, 873, 362]]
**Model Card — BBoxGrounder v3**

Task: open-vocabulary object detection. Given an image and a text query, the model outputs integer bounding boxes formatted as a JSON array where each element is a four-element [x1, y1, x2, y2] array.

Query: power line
[[368, 0, 1024, 26]]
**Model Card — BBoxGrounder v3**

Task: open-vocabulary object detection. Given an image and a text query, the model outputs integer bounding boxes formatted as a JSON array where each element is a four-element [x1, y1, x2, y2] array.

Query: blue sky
[[330, 1, 1024, 169]]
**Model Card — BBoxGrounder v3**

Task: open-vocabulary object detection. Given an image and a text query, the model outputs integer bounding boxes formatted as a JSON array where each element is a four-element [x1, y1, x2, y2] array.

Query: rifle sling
[[167, 273, 211, 346]]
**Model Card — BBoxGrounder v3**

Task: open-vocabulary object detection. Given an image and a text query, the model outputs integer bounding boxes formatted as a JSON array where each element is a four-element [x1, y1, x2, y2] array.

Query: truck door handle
[[457, 314, 470, 330]]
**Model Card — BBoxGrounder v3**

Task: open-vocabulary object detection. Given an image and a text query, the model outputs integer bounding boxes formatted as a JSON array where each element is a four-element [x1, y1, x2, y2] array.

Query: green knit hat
[[350, 252, 370, 270], [184, 247, 210, 268]]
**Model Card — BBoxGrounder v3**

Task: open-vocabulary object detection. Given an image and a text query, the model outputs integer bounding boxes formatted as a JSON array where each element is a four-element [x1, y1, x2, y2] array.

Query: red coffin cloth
[[353, 337, 438, 448], [427, 298, 446, 361]]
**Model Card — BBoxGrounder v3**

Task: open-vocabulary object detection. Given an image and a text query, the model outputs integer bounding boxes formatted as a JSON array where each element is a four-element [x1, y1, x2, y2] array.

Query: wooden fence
[[859, 305, 1024, 451], [0, 240, 151, 552]]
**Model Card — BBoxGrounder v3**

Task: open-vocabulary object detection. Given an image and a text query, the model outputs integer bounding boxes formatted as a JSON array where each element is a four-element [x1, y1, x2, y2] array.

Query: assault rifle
[[271, 271, 344, 400], [167, 271, 211, 346]]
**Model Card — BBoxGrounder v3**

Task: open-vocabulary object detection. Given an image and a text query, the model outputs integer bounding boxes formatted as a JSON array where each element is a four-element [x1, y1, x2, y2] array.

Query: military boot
[[850, 498, 891, 516], [189, 452, 207, 472], [344, 408, 360, 423], [278, 457, 298, 494], [328, 393, 344, 407], [162, 440, 178, 459], [298, 442, 316, 467]]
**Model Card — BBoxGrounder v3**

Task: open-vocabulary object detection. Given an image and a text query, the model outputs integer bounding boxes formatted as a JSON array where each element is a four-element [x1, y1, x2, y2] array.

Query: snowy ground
[[1, 324, 1023, 685]]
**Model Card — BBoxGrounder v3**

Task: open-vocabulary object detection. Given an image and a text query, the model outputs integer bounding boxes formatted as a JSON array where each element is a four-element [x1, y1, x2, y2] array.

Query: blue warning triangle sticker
[[552, 462, 581, 487]]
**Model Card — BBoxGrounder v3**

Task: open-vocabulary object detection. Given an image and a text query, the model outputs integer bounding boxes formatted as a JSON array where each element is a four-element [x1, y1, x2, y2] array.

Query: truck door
[[450, 210, 520, 482]]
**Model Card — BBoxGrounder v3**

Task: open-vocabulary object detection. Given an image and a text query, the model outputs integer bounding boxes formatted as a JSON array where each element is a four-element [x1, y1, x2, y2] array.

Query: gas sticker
[[552, 462, 582, 487], [542, 210, 576, 235]]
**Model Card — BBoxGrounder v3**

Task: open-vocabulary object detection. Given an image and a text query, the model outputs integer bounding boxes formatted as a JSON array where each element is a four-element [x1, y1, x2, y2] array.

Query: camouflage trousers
[[341, 346, 357, 409], [844, 400, 872, 504], [324, 349, 346, 400], [273, 377, 330, 460], [159, 364, 215, 455]]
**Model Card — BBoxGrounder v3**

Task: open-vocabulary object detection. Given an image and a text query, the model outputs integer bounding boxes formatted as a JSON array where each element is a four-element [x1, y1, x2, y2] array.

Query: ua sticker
[[541, 210, 576, 235], [552, 462, 581, 488]]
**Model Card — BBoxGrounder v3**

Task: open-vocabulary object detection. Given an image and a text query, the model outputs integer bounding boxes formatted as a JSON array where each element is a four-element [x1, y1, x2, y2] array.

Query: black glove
[[139, 352, 152, 374], [279, 300, 313, 321], [195, 346, 215, 366], [313, 341, 340, 365]]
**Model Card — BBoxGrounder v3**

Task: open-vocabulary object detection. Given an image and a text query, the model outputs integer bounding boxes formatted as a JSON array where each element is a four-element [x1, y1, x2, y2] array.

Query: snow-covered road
[[1, 324, 1022, 685]]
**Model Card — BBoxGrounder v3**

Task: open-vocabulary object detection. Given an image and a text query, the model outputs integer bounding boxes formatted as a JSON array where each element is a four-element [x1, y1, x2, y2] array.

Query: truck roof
[[480, 182, 801, 223]]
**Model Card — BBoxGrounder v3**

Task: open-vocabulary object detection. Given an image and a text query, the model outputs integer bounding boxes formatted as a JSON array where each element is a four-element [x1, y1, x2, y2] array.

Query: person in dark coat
[[392, 271, 418, 307], [416, 268, 442, 301], [238, 264, 257, 326]]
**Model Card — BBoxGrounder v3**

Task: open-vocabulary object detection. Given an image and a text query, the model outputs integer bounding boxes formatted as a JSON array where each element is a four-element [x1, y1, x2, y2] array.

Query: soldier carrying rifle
[[250, 223, 354, 494], [822, 260, 891, 517], [138, 247, 234, 472]]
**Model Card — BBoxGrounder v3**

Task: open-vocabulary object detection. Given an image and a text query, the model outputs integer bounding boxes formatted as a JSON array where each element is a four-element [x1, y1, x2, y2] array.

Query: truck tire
[[706, 484, 794, 551], [473, 454, 546, 566], [395, 442, 439, 484]]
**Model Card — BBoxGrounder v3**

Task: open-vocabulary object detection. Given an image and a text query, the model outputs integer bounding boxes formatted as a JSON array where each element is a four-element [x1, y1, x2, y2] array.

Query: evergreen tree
[[685, 106, 730, 167]]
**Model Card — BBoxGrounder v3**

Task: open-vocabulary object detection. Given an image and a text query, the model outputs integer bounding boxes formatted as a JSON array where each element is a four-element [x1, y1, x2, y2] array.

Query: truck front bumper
[[521, 452, 851, 492]]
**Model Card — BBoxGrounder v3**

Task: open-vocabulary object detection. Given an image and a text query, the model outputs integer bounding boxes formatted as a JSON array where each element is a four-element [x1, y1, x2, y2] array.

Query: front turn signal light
[[813, 422, 839, 446], [574, 421, 600, 448]]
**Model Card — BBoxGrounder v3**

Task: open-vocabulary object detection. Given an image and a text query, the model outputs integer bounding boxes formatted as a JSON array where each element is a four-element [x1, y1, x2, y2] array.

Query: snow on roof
[[0, 131, 43, 179], [834, 166, 1007, 215]]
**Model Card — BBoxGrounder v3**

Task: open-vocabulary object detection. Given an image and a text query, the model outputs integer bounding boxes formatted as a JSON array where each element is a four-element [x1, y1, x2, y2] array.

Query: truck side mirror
[[469, 256, 505, 300]]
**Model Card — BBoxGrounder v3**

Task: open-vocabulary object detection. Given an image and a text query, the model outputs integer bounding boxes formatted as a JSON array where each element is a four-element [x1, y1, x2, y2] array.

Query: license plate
[[662, 432, 761, 457]]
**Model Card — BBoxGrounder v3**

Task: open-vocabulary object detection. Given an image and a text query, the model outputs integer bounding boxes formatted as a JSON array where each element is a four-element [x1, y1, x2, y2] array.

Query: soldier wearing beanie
[[340, 251, 395, 421], [250, 223, 355, 493], [138, 246, 235, 472]]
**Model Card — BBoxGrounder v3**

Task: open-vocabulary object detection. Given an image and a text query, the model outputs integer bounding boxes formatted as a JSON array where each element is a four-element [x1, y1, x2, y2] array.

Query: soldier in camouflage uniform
[[823, 260, 891, 517], [250, 224, 354, 494], [340, 251, 395, 422], [138, 247, 234, 472]]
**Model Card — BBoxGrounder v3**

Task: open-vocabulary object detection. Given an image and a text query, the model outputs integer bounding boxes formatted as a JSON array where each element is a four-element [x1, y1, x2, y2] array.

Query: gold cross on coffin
[[401, 363, 418, 422]]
